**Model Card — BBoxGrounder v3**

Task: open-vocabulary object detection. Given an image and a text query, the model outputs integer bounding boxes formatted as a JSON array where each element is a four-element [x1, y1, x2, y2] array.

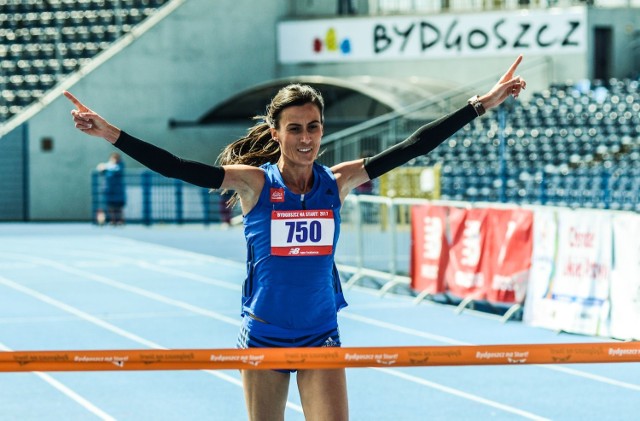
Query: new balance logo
[[270, 188, 285, 202]]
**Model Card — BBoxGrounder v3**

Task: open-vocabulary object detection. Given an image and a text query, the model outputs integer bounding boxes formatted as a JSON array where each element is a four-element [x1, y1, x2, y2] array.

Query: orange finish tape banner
[[1, 342, 639, 372]]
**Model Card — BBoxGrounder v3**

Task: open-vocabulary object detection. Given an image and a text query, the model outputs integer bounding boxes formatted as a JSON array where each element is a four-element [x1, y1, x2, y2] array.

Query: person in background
[[96, 152, 126, 225], [64, 54, 525, 421]]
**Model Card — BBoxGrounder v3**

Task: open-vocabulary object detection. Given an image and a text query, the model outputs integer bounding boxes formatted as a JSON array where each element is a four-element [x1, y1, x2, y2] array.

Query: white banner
[[278, 9, 586, 63], [610, 213, 640, 340], [523, 208, 557, 326], [524, 209, 612, 337]]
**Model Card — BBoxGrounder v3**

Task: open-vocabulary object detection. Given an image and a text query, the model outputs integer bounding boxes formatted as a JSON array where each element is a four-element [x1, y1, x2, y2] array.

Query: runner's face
[[273, 103, 323, 166]]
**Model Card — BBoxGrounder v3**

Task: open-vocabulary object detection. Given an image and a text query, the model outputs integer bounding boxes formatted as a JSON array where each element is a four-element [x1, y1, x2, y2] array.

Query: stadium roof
[[194, 75, 456, 129]]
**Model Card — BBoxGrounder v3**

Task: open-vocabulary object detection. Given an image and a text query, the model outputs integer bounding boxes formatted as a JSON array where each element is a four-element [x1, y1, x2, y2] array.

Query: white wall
[[26, 0, 287, 220]]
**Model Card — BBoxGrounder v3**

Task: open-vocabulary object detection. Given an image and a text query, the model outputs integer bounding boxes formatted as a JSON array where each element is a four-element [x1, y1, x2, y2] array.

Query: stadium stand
[[410, 78, 640, 211], [0, 0, 170, 123]]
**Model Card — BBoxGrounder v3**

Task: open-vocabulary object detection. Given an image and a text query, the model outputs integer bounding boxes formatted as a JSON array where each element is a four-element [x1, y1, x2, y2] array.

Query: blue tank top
[[241, 162, 348, 334]]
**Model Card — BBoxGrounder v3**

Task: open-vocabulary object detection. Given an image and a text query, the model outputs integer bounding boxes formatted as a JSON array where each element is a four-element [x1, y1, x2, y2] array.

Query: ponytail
[[217, 117, 280, 167], [216, 117, 281, 207]]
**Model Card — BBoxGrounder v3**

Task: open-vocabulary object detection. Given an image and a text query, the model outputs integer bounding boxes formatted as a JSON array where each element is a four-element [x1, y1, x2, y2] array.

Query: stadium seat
[[0, 0, 169, 123], [415, 76, 640, 209]]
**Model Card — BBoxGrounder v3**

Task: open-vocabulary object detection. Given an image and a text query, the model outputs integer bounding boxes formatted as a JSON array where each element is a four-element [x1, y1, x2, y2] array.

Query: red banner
[[445, 207, 490, 299], [411, 205, 534, 304], [410, 205, 448, 293], [485, 209, 533, 303]]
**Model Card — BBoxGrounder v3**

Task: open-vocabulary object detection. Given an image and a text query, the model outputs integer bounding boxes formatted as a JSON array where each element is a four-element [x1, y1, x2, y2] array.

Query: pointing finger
[[501, 55, 523, 81], [507, 55, 523, 74], [63, 91, 90, 112]]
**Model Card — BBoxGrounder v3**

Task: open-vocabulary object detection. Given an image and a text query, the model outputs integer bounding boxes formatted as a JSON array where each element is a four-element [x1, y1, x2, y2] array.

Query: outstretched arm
[[333, 55, 526, 198], [64, 91, 225, 189], [364, 55, 525, 180]]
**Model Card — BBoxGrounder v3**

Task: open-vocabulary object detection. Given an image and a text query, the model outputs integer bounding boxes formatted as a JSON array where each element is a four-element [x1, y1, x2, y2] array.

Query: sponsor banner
[[445, 207, 490, 299], [3, 342, 639, 372], [410, 205, 448, 293], [278, 9, 586, 63], [411, 206, 533, 303], [610, 213, 640, 340], [523, 208, 557, 325], [486, 209, 534, 304], [525, 209, 612, 336], [271, 210, 335, 256]]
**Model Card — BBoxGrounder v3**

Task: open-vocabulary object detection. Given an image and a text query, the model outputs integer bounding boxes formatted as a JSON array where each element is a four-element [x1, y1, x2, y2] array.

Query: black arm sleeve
[[113, 131, 225, 189], [363, 104, 477, 180]]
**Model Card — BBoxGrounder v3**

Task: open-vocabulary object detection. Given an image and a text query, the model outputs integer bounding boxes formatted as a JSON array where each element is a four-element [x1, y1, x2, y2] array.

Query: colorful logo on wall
[[313, 28, 351, 55]]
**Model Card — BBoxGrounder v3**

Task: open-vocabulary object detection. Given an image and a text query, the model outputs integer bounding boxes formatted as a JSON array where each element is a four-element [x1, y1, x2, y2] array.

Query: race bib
[[271, 209, 335, 256]]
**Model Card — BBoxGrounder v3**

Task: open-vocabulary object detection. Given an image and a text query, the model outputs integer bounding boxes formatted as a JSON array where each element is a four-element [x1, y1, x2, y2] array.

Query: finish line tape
[[1, 342, 638, 372]]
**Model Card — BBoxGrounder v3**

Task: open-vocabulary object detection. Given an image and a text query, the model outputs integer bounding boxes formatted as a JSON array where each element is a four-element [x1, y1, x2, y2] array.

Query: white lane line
[[0, 252, 541, 418], [340, 312, 468, 345], [339, 318, 551, 419], [0, 252, 241, 327], [0, 311, 197, 325], [374, 368, 551, 421], [0, 274, 303, 415], [47, 246, 243, 289], [0, 275, 161, 349], [545, 365, 640, 391], [101, 235, 246, 269], [0, 341, 116, 421], [38, 248, 243, 292], [7, 247, 639, 416], [340, 311, 640, 392], [136, 261, 242, 291]]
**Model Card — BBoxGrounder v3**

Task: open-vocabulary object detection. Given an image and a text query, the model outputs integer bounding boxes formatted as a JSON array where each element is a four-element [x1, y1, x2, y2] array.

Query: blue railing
[[91, 169, 238, 225]]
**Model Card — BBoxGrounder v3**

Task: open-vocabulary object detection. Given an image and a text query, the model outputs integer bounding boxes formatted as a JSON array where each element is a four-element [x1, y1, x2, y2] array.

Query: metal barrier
[[338, 194, 474, 298], [337, 194, 429, 296], [338, 194, 533, 323], [91, 169, 239, 225], [90, 169, 421, 291]]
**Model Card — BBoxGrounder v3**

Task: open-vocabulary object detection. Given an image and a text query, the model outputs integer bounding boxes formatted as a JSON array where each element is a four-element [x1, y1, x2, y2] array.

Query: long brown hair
[[217, 83, 325, 207]]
